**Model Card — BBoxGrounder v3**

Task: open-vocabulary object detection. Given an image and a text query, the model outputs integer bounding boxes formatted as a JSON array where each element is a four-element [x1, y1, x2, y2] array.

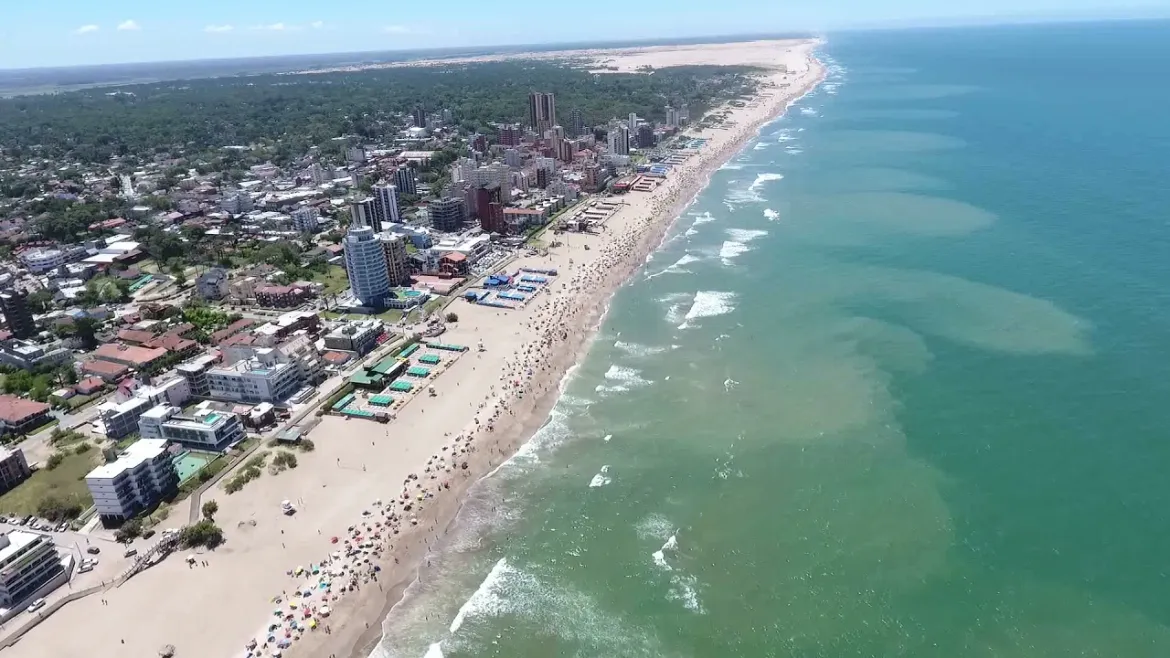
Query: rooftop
[[0, 395, 50, 424], [0, 530, 48, 567], [86, 438, 169, 480], [93, 343, 168, 366]]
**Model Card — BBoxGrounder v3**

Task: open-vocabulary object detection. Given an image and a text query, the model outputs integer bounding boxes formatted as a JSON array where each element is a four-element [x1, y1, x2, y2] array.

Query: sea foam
[[595, 365, 651, 394], [614, 341, 669, 358], [720, 229, 769, 265], [763, 209, 780, 221], [749, 173, 785, 192], [678, 291, 737, 329], [448, 558, 514, 633]]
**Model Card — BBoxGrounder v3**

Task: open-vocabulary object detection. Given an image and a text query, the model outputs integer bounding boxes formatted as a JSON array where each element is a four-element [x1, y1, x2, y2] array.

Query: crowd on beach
[[242, 60, 825, 658]]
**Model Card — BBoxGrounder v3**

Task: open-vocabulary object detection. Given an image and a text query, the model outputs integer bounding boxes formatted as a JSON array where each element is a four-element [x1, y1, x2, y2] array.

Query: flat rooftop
[[86, 438, 168, 480]]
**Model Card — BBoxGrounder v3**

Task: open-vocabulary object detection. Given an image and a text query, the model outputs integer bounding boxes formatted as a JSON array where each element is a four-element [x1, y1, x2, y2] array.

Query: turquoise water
[[376, 21, 1170, 657]]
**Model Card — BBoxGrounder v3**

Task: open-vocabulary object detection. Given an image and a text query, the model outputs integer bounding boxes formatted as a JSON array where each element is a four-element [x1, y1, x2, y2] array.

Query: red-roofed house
[[92, 343, 168, 370], [74, 377, 107, 395], [440, 252, 469, 276], [82, 359, 131, 382], [321, 351, 351, 367], [210, 318, 255, 345], [0, 395, 51, 435], [145, 334, 199, 359], [117, 328, 158, 345], [254, 285, 310, 309]]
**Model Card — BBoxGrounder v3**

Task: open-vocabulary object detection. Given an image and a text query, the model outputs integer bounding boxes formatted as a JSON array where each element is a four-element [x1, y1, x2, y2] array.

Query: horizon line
[[1, 15, 1167, 74]]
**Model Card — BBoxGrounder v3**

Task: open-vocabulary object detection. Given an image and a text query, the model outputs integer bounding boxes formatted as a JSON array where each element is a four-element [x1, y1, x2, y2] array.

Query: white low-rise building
[[20, 248, 65, 274], [85, 439, 179, 525], [207, 358, 300, 404], [431, 233, 492, 264], [96, 377, 190, 439], [139, 404, 245, 451]]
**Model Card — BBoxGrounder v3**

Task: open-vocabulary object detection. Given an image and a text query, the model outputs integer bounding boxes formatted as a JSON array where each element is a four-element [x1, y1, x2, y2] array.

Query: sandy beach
[[4, 38, 824, 658]]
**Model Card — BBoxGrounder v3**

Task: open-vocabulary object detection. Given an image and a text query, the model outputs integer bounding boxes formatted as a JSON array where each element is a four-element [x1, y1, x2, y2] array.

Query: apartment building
[[207, 358, 300, 404], [85, 439, 179, 525], [139, 405, 245, 451], [0, 531, 64, 613]]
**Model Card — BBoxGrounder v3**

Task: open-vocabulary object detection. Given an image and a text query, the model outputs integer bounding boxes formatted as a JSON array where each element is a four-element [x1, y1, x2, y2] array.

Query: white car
[[26, 599, 46, 613]]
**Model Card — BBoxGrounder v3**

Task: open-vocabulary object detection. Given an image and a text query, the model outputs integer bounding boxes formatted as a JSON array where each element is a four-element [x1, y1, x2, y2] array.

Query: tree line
[[0, 61, 761, 164]]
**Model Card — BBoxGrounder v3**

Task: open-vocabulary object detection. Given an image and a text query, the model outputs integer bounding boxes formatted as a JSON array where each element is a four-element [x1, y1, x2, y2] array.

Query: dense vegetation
[[0, 61, 760, 164]]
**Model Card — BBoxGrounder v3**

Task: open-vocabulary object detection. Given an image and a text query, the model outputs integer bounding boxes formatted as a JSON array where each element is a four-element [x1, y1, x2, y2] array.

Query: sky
[[1, 0, 1169, 69]]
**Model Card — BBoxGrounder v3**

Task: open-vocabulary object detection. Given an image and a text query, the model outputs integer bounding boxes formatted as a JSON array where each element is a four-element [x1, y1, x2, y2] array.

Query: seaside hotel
[[0, 530, 66, 620], [139, 405, 246, 451], [85, 439, 179, 525]]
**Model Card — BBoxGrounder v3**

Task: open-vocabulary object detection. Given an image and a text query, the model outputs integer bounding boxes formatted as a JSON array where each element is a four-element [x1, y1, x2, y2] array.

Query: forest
[[0, 60, 761, 164]]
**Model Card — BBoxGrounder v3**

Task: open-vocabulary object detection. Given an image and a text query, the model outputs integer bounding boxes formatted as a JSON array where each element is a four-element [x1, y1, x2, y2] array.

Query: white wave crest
[[720, 229, 768, 265], [448, 557, 514, 633], [678, 291, 737, 329], [614, 340, 669, 357], [595, 365, 651, 394], [763, 209, 780, 221], [749, 173, 784, 192]]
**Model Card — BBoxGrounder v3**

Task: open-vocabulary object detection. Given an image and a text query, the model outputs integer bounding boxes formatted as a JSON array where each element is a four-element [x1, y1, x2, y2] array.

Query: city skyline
[[1, 1, 1169, 69]]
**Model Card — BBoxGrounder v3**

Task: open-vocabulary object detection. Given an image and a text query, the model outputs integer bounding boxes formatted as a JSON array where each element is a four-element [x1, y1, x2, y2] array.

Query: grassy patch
[[0, 450, 98, 518], [66, 392, 102, 410], [312, 265, 350, 295], [375, 309, 404, 323]]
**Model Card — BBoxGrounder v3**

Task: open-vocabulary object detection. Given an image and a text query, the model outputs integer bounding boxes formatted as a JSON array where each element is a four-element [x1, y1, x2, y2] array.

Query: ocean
[[375, 21, 1170, 657]]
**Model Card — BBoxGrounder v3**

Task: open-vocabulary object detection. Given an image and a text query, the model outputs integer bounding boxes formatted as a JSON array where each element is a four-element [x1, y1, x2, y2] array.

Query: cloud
[[74, 25, 100, 35], [253, 22, 305, 31], [310, 21, 324, 29], [204, 24, 234, 33], [117, 20, 141, 31]]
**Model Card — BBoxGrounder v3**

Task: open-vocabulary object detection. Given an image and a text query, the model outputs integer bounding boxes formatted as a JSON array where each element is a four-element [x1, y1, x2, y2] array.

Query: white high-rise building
[[343, 225, 392, 307], [608, 124, 630, 156], [629, 113, 638, 132], [504, 148, 522, 168], [665, 106, 680, 128], [291, 206, 319, 233], [350, 197, 380, 232], [373, 184, 400, 226]]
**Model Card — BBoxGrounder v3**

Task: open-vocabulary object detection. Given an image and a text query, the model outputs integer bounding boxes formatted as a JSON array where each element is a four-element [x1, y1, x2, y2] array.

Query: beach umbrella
[[308, 620, 317, 629], [319, 606, 331, 616], [295, 566, 304, 575]]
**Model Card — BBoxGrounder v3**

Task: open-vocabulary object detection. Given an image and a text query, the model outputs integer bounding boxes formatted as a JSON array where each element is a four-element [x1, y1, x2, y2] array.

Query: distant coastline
[[0, 32, 814, 98]]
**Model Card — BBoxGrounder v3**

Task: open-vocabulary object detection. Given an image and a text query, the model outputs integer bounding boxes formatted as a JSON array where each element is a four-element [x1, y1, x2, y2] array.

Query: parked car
[[55, 522, 69, 532], [77, 564, 93, 574], [86, 546, 100, 555], [123, 548, 138, 558], [26, 599, 46, 613]]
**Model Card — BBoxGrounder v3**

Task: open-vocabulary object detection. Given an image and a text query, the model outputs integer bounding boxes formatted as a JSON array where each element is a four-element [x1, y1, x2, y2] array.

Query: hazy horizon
[[1, 5, 1168, 71]]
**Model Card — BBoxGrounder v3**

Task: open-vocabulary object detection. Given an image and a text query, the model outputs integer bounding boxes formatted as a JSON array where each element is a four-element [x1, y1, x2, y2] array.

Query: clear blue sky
[[2, 0, 1168, 69]]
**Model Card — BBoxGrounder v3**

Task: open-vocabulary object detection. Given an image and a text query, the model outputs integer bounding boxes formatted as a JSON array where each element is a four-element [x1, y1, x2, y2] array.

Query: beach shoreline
[[1, 39, 825, 658], [325, 45, 828, 658]]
